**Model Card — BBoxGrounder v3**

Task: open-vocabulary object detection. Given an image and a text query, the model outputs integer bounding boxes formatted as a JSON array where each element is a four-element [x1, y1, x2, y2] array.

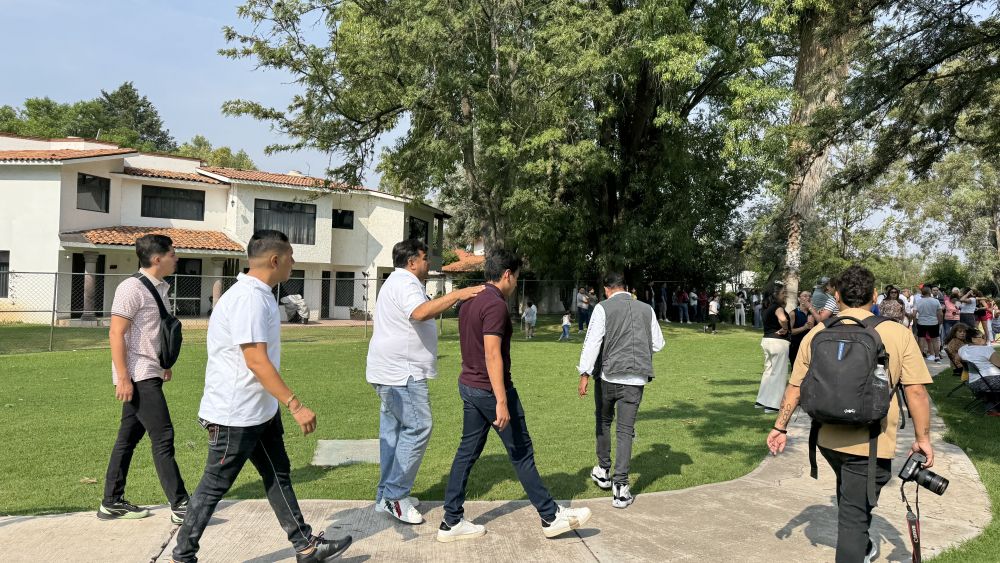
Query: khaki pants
[[756, 337, 790, 409]]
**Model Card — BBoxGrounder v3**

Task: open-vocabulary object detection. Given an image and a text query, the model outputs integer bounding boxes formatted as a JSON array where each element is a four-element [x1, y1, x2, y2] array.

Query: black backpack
[[133, 273, 183, 369], [799, 315, 902, 506]]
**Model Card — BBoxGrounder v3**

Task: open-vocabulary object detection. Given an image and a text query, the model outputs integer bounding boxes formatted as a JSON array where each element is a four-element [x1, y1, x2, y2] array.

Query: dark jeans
[[577, 307, 590, 331], [820, 447, 893, 563], [103, 378, 188, 506], [443, 384, 557, 525], [707, 314, 719, 331], [173, 414, 313, 563], [595, 379, 644, 484], [679, 303, 690, 322]]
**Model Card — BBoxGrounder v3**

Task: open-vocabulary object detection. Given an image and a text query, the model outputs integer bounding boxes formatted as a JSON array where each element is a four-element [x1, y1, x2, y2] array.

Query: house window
[[0, 251, 9, 298], [76, 173, 110, 213], [141, 185, 205, 220], [335, 271, 355, 307], [254, 199, 316, 245], [408, 216, 429, 244], [332, 209, 354, 230]]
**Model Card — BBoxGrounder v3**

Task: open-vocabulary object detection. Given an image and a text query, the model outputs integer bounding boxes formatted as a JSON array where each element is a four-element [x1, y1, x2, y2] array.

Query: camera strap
[[900, 481, 921, 563]]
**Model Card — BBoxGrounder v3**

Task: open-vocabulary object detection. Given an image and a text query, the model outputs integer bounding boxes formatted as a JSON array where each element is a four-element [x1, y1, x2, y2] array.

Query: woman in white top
[[957, 333, 1000, 415], [734, 293, 746, 326]]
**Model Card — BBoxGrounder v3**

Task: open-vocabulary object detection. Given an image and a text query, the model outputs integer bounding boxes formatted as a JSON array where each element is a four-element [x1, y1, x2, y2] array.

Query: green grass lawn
[[0, 318, 771, 516], [2, 319, 998, 561], [921, 374, 1000, 562]]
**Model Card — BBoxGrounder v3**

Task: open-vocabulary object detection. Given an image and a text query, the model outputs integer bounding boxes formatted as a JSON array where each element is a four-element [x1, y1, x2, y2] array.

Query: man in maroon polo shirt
[[437, 249, 592, 543]]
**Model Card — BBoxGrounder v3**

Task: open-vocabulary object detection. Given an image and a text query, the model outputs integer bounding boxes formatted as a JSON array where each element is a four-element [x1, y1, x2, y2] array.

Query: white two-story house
[[0, 133, 447, 323]]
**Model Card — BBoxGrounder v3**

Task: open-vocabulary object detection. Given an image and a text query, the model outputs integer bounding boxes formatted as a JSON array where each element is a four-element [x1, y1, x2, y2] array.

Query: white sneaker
[[590, 466, 612, 490], [374, 496, 420, 512], [925, 355, 935, 361], [380, 497, 423, 524], [437, 518, 486, 542], [542, 505, 592, 538], [612, 482, 634, 509]]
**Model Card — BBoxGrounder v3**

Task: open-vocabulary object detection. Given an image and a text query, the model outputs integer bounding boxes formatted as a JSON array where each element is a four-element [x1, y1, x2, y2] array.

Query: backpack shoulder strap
[[868, 423, 880, 506], [808, 422, 820, 480], [132, 272, 170, 320], [824, 315, 865, 328], [861, 315, 891, 330]]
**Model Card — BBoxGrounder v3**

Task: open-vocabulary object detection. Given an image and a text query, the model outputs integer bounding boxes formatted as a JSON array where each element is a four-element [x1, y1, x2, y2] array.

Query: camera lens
[[916, 469, 949, 495]]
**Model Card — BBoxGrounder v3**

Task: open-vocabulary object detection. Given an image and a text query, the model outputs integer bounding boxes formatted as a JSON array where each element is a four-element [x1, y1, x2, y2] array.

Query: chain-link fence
[[0, 271, 730, 354]]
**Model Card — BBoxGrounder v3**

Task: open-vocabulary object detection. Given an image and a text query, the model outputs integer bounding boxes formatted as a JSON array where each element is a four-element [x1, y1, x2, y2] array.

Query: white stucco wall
[[229, 183, 333, 265], [119, 177, 228, 231], [0, 165, 63, 273], [125, 153, 202, 173], [58, 160, 123, 232]]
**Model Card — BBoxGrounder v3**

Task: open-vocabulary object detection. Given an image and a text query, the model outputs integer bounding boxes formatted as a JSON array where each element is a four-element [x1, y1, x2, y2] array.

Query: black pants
[[820, 447, 893, 563], [707, 314, 718, 331], [103, 378, 188, 507], [443, 384, 557, 525], [595, 379, 644, 484], [172, 413, 313, 563]]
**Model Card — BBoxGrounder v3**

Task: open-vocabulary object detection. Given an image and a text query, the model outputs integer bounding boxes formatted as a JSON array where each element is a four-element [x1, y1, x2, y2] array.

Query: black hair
[[526, 300, 533, 307], [834, 265, 876, 307], [602, 272, 625, 289], [392, 239, 429, 268], [248, 230, 291, 259], [483, 248, 522, 282], [135, 234, 173, 268], [921, 286, 931, 296], [761, 282, 785, 309]]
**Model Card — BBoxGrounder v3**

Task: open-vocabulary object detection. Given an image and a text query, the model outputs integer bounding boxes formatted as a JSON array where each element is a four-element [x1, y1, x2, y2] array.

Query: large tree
[[177, 135, 257, 169], [221, 0, 792, 286]]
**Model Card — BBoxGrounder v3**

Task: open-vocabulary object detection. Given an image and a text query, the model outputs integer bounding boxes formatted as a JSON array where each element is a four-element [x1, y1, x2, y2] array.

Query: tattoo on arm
[[776, 402, 795, 428]]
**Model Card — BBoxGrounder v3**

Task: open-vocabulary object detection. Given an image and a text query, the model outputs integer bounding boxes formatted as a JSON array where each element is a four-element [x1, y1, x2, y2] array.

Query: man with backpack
[[766, 265, 935, 563], [100, 234, 189, 523]]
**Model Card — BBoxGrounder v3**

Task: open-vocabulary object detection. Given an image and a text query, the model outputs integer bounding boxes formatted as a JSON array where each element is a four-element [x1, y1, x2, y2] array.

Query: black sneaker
[[295, 532, 353, 562], [171, 499, 189, 524], [97, 498, 150, 520]]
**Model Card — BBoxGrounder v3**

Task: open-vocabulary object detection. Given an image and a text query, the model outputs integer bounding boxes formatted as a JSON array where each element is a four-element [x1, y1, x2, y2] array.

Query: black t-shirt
[[763, 304, 789, 340], [458, 284, 512, 390]]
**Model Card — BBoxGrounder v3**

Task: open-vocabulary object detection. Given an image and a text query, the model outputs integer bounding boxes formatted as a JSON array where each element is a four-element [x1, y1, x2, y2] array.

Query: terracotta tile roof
[[200, 166, 349, 189], [0, 148, 136, 162], [123, 166, 226, 185], [442, 249, 485, 273], [62, 226, 244, 252]]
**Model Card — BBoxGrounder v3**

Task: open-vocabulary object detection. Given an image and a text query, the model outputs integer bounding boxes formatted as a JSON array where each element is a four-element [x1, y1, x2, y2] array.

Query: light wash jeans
[[373, 376, 432, 502]]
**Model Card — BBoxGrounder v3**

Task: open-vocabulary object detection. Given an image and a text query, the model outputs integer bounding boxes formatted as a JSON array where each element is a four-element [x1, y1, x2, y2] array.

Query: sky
[[0, 0, 398, 186]]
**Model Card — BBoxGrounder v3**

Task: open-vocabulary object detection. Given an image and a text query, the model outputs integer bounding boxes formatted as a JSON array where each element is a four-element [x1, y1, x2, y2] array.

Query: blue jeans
[[373, 376, 432, 502], [444, 384, 557, 525], [560, 325, 570, 340], [679, 303, 690, 322]]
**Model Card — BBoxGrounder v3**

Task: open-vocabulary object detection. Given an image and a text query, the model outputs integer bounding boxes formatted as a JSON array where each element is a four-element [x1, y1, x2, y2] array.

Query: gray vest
[[597, 294, 655, 381]]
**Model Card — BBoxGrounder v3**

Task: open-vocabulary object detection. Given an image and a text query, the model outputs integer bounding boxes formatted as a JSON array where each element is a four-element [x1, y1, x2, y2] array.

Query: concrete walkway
[[0, 394, 991, 561]]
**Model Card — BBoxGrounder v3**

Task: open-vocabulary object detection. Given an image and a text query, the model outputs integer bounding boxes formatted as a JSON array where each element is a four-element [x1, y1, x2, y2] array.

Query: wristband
[[772, 426, 787, 434], [290, 402, 305, 415], [285, 394, 297, 408]]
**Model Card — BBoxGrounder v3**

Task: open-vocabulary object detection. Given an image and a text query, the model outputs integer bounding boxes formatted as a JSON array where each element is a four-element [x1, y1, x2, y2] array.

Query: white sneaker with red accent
[[380, 497, 423, 524], [375, 496, 420, 512]]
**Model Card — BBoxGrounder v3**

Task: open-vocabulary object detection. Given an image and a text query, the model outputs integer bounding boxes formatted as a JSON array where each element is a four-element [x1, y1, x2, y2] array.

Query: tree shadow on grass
[[637, 400, 775, 466], [776, 501, 909, 562]]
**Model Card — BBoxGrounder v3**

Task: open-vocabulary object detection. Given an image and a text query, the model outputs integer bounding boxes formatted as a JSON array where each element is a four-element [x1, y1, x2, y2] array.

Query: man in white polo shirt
[[171, 230, 351, 563], [367, 239, 483, 524]]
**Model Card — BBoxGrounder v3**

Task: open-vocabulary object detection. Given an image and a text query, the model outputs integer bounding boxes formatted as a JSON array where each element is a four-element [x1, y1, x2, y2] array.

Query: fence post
[[48, 272, 58, 352], [364, 277, 369, 340]]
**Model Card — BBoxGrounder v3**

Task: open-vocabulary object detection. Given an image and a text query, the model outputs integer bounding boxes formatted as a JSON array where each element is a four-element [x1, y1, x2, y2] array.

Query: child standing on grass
[[559, 311, 572, 341]]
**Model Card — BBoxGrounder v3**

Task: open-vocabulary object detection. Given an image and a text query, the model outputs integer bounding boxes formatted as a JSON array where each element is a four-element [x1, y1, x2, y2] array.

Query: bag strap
[[132, 272, 170, 320], [823, 315, 865, 328], [868, 423, 880, 506], [808, 421, 820, 480]]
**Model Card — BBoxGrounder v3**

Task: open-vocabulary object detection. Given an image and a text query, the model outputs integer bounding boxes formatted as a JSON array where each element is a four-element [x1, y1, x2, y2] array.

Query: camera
[[898, 452, 949, 495]]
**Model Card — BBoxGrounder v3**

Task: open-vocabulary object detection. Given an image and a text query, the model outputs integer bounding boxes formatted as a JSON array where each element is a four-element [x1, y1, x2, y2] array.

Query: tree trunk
[[782, 6, 856, 309]]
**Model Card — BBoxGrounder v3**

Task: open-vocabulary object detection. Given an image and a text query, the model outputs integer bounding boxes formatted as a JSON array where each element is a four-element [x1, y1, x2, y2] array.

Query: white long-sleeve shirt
[[576, 291, 665, 386]]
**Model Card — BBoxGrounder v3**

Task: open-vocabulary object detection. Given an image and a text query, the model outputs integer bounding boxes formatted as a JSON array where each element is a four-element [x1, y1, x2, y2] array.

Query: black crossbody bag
[[133, 273, 183, 369]]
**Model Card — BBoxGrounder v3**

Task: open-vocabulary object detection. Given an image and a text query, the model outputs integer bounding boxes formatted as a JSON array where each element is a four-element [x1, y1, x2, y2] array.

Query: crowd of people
[[99, 231, 986, 562]]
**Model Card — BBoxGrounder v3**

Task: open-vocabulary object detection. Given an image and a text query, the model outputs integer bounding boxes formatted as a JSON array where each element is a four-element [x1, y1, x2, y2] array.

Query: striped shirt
[[110, 270, 170, 384]]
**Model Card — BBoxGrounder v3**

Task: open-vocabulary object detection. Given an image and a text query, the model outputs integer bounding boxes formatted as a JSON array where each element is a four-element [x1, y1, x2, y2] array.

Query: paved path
[[0, 384, 990, 562]]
